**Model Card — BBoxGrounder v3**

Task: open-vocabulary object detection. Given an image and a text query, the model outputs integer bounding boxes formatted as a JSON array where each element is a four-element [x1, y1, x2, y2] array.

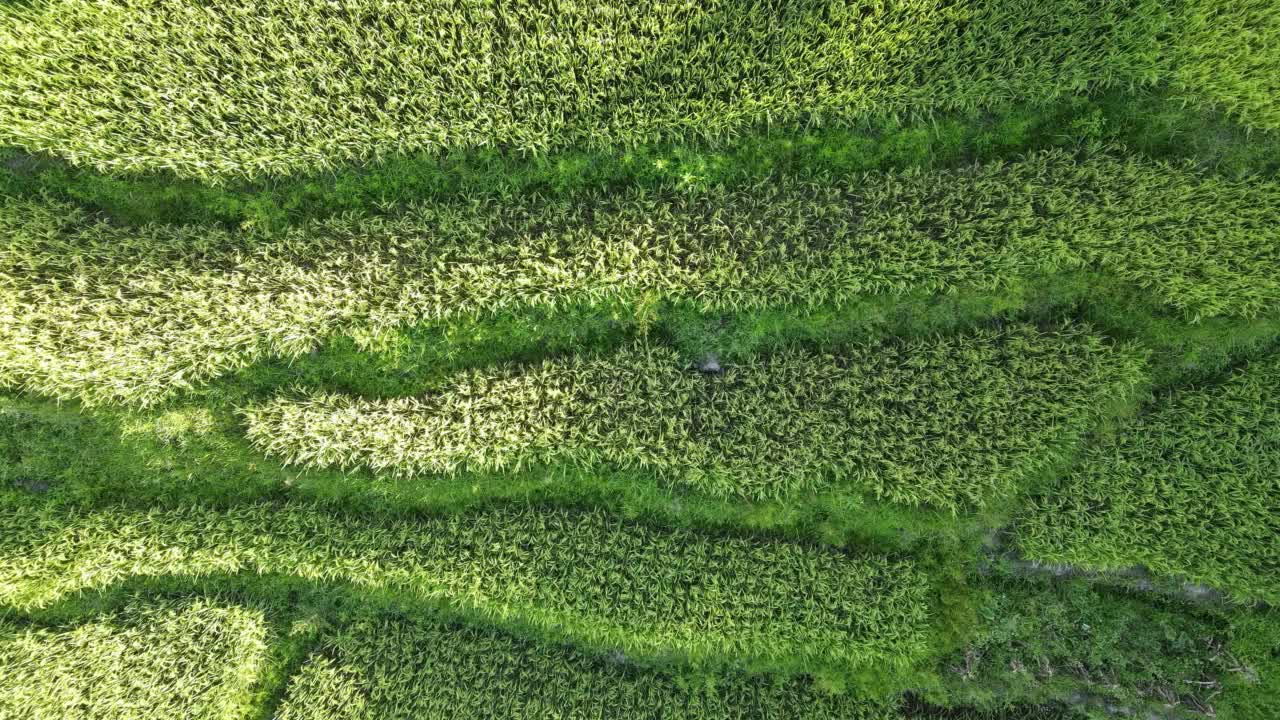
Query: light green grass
[[3, 151, 1276, 406], [3, 0, 1275, 178], [0, 501, 934, 680], [0, 598, 269, 720], [1015, 353, 1280, 603], [244, 327, 1146, 509]]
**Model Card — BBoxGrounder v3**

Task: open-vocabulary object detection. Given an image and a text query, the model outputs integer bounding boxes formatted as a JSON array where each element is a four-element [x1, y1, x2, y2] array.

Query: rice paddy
[[1, 1, 1277, 718]]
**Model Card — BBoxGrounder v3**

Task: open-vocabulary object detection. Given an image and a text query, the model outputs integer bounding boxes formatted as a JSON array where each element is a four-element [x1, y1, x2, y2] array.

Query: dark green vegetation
[[274, 614, 896, 720], [0, 501, 936, 681], [1017, 354, 1280, 604], [1, 1, 1279, 718]]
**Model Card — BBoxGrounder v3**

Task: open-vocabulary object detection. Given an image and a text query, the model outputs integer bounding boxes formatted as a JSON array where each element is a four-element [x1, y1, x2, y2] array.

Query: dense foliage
[[3, 151, 1275, 406], [2, 0, 1276, 178], [277, 614, 894, 720], [244, 329, 1144, 508], [938, 576, 1236, 713], [1, 2, 1278, 715], [0, 599, 268, 720], [1015, 355, 1280, 603], [0, 502, 933, 676]]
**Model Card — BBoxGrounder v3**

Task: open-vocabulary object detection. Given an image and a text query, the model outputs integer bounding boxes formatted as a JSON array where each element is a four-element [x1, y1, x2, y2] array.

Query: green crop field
[[1, 1, 1278, 718]]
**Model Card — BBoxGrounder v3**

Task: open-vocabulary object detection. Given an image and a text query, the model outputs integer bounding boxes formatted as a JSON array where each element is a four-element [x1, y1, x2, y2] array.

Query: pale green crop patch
[[0, 599, 269, 720], [244, 327, 1147, 509], [1, 0, 1275, 178]]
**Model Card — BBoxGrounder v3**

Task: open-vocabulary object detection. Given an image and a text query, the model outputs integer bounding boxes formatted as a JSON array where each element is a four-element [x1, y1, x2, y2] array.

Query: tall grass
[[935, 576, 1234, 714], [244, 329, 1146, 509], [2, 151, 1274, 406], [1, 1, 1275, 178]]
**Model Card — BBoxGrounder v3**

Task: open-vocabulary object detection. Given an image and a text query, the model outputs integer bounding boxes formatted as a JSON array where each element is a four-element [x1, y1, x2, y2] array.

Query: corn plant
[[243, 327, 1147, 510], [0, 0, 1274, 179], [0, 502, 934, 676], [277, 613, 895, 720]]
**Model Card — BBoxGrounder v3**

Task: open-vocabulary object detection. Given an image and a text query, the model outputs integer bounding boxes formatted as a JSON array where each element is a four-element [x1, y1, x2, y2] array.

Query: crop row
[[0, 502, 933, 677], [0, 599, 268, 720], [1, 0, 1276, 177], [0, 590, 1097, 720], [277, 614, 894, 720], [2, 151, 1275, 406], [285, 592, 1243, 720], [244, 328, 1145, 509], [1015, 353, 1280, 604]]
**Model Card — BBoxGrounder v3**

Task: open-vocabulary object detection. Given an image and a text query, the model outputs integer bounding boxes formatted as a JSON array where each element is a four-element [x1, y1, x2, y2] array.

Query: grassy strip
[[0, 499, 935, 681], [0, 598, 269, 720], [275, 612, 896, 720], [2, 1, 1275, 179], [219, 273, 1280, 407], [3, 90, 1277, 233], [1014, 353, 1280, 604], [3, 151, 1276, 407], [242, 327, 1146, 509], [1218, 610, 1280, 720]]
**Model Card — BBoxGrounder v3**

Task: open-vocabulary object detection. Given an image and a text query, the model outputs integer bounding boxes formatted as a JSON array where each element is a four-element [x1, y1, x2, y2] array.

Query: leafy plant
[[3, 151, 1275, 406], [0, 501, 934, 679], [277, 613, 895, 720], [2, 0, 1275, 179]]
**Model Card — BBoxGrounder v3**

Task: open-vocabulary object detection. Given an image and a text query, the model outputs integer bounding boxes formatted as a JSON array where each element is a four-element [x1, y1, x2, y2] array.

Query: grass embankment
[[1, 0, 1275, 179]]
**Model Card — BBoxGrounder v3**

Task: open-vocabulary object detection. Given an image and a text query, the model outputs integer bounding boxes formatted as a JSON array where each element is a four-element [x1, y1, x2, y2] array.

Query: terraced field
[[1, 1, 1278, 719]]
